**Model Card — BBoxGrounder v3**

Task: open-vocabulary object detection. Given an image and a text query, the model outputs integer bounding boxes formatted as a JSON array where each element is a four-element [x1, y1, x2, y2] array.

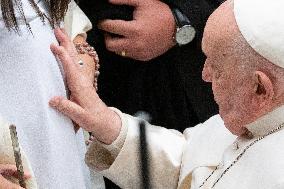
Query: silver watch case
[[175, 25, 196, 46]]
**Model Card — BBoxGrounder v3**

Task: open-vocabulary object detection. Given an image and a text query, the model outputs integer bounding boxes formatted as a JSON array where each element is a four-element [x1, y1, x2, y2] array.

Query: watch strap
[[171, 7, 191, 28]]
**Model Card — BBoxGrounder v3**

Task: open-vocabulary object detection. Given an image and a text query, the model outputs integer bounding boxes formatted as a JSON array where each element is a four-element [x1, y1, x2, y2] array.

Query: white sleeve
[[85, 108, 186, 189], [85, 106, 237, 189], [64, 0, 92, 41], [272, 182, 284, 189]]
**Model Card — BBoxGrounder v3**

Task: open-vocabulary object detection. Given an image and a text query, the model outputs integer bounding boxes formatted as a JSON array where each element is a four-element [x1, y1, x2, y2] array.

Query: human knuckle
[[58, 47, 67, 55], [132, 26, 141, 35], [104, 39, 113, 49], [57, 100, 66, 111], [135, 40, 146, 51], [61, 34, 70, 42]]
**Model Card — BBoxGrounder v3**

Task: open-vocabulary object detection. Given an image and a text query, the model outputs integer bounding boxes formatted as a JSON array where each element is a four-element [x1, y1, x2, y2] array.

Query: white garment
[[0, 1, 94, 188], [64, 1, 92, 40], [86, 106, 284, 189], [63, 3, 105, 188]]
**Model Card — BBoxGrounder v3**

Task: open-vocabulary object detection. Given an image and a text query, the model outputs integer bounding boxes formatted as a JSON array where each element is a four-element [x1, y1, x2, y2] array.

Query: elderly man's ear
[[252, 71, 274, 108]]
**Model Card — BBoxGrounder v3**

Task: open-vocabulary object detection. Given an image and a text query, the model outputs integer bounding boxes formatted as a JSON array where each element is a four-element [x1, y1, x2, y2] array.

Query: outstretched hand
[[50, 28, 121, 144], [0, 164, 31, 189]]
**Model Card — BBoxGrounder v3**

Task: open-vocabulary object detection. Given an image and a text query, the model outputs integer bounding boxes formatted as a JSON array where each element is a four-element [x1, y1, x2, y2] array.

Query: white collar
[[245, 105, 284, 137]]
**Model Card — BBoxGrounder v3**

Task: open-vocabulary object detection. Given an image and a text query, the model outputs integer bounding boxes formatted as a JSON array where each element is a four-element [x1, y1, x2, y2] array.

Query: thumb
[[109, 0, 140, 6], [49, 96, 95, 131]]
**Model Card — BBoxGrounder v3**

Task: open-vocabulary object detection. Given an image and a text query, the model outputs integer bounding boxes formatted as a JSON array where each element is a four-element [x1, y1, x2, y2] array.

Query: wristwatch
[[171, 7, 196, 46]]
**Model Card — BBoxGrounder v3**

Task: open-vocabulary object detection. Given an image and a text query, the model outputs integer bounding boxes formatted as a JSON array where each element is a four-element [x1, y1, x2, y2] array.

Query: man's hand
[[73, 35, 97, 84], [72, 35, 98, 132], [99, 0, 176, 61], [50, 28, 122, 145], [0, 164, 31, 189]]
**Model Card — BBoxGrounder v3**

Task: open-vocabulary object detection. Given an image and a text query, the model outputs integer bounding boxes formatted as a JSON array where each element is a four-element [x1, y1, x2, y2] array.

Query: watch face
[[176, 25, 196, 45]]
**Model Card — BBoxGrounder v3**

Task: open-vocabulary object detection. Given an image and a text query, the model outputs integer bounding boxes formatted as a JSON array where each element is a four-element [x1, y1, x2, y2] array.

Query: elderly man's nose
[[202, 62, 212, 82]]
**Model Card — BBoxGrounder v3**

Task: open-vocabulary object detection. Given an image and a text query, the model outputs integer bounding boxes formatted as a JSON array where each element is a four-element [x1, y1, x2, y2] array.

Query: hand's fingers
[[0, 175, 24, 189], [49, 96, 94, 130], [98, 19, 137, 36], [54, 28, 71, 46], [60, 28, 69, 36], [0, 164, 31, 180], [109, 0, 140, 6], [70, 96, 81, 133], [104, 34, 130, 53], [50, 44, 78, 79], [55, 28, 78, 56]]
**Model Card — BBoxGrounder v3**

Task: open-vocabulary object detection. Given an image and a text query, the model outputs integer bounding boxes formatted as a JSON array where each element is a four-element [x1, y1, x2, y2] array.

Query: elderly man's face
[[201, 1, 256, 136]]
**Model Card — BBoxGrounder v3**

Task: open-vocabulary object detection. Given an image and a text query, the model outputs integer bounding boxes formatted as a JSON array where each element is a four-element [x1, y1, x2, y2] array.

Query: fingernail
[[49, 97, 59, 107], [50, 43, 58, 53], [49, 101, 56, 107]]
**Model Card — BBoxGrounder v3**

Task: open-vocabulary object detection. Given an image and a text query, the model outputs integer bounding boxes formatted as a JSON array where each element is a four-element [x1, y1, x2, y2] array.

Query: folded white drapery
[[64, 0, 92, 40]]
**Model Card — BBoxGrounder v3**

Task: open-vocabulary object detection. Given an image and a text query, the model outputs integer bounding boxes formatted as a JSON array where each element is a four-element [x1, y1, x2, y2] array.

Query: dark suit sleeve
[[79, 0, 221, 128], [159, 0, 222, 122], [164, 0, 222, 41]]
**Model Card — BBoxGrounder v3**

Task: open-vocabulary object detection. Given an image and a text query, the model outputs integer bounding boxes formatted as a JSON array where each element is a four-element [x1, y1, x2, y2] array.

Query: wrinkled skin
[[50, 28, 121, 144], [49, 1, 284, 146], [202, 0, 283, 136], [98, 0, 176, 61], [201, 1, 254, 135]]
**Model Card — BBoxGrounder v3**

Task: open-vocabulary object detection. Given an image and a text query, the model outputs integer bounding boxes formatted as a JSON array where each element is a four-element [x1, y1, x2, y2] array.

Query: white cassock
[[64, 2, 106, 188], [85, 106, 284, 189], [85, 0, 284, 188], [0, 0, 103, 188]]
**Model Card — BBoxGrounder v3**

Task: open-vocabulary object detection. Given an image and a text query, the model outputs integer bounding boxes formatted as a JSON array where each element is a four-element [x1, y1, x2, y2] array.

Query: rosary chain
[[199, 122, 284, 188]]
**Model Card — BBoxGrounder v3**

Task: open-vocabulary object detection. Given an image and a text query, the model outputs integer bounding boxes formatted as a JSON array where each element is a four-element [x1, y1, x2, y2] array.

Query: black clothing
[[79, 0, 222, 188]]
